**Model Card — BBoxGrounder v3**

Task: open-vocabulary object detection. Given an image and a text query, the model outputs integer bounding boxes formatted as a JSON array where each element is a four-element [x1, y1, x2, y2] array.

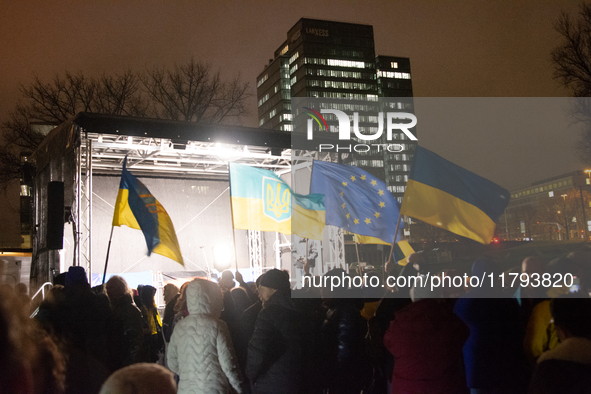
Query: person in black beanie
[[247, 269, 305, 394]]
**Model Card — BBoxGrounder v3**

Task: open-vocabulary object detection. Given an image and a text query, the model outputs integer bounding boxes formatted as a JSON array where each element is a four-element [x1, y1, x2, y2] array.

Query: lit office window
[[257, 74, 268, 88]]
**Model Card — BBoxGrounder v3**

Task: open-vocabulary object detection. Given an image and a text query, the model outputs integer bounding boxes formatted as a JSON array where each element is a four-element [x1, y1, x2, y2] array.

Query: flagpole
[[102, 225, 114, 286], [227, 162, 239, 273], [354, 239, 362, 276], [386, 214, 403, 266]]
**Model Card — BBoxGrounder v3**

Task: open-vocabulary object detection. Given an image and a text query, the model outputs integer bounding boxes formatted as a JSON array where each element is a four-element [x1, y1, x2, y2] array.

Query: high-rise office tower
[[257, 18, 415, 201]]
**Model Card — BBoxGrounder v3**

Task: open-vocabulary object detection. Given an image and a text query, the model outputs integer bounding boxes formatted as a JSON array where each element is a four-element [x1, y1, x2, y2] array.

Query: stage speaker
[[47, 181, 64, 250]]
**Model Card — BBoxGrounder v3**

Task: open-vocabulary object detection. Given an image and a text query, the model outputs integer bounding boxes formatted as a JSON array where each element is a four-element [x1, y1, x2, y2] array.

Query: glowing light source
[[213, 245, 233, 271]]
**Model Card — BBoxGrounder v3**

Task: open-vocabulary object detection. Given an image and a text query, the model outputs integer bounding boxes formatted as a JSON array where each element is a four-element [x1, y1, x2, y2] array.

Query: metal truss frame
[[71, 131, 290, 279], [328, 226, 346, 271], [248, 230, 263, 279], [89, 133, 291, 177], [73, 138, 93, 277], [290, 150, 346, 271]]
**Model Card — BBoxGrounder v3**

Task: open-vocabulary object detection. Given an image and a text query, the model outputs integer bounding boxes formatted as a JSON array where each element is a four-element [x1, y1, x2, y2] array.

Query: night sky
[[0, 0, 584, 193]]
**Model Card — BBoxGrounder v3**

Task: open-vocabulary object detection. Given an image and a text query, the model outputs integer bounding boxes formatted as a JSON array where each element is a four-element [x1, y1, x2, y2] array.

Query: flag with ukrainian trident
[[229, 163, 325, 239]]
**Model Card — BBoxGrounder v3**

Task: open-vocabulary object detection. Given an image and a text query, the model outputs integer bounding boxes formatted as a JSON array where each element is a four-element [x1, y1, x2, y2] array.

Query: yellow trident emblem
[[266, 181, 290, 220]]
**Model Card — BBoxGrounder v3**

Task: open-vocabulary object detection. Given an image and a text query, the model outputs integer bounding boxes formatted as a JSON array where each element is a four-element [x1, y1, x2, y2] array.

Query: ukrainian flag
[[112, 157, 184, 265], [401, 146, 510, 244], [392, 240, 415, 266], [229, 163, 325, 240]]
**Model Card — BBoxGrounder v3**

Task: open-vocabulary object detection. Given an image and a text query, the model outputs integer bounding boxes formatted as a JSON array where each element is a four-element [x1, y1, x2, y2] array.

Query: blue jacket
[[453, 260, 528, 390]]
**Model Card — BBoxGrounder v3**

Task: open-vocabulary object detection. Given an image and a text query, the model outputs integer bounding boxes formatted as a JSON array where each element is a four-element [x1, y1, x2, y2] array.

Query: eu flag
[[310, 160, 403, 244]]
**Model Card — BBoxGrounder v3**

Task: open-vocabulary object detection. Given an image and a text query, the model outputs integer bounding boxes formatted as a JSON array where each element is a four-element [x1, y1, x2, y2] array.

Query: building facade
[[498, 170, 591, 241], [257, 18, 415, 201]]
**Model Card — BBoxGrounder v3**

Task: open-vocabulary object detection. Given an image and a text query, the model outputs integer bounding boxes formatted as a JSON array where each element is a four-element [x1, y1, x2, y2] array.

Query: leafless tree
[[552, 3, 591, 97], [0, 60, 250, 185], [141, 58, 250, 123], [0, 70, 147, 185], [552, 4, 591, 163]]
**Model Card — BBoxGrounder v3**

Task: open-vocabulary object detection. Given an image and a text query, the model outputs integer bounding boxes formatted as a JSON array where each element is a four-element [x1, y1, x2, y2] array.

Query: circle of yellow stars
[[339, 173, 386, 228]]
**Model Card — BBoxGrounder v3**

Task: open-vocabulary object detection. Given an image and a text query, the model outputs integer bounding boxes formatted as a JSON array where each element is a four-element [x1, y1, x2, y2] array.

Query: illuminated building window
[[303, 57, 368, 69], [258, 93, 270, 107], [257, 74, 268, 88]]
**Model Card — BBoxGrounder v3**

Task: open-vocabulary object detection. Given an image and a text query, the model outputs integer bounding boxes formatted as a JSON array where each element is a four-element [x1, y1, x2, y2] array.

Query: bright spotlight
[[213, 245, 233, 271]]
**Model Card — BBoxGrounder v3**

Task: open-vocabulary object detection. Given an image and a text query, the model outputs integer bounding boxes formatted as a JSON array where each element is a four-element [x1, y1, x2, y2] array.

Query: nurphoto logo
[[303, 107, 418, 153]]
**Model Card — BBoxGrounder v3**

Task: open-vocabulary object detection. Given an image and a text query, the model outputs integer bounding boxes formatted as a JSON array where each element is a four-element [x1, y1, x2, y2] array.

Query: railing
[[29, 282, 53, 318]]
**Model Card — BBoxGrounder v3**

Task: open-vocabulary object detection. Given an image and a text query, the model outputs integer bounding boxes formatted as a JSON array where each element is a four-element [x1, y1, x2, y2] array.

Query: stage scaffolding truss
[[30, 113, 346, 290], [75, 132, 291, 269]]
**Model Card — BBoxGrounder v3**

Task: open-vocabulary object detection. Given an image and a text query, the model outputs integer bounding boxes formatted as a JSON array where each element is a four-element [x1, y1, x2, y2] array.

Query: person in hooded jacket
[[247, 269, 305, 394], [384, 278, 469, 394], [167, 278, 243, 394], [453, 260, 529, 394]]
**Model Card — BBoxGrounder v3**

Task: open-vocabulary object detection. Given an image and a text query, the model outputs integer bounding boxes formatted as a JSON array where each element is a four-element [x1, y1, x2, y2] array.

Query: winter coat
[[321, 299, 372, 393], [453, 259, 529, 390], [247, 291, 305, 394], [524, 299, 559, 361], [384, 299, 469, 394], [110, 293, 143, 367], [167, 278, 243, 394], [163, 293, 180, 342], [528, 337, 591, 394]]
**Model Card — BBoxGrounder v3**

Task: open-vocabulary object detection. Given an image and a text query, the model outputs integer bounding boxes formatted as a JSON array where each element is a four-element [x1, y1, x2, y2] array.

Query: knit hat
[[259, 269, 290, 291], [65, 266, 88, 287]]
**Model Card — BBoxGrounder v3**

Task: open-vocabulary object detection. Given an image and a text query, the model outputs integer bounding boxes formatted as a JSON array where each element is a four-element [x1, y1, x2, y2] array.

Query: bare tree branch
[[0, 59, 250, 185], [141, 58, 250, 123], [552, 3, 591, 164]]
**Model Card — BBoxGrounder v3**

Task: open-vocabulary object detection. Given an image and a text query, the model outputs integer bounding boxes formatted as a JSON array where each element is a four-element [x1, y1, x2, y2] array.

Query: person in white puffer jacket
[[167, 278, 243, 394]]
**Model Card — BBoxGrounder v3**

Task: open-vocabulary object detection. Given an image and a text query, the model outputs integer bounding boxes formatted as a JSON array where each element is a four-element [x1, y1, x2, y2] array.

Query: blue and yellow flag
[[112, 157, 184, 265], [392, 240, 415, 266], [229, 163, 325, 240], [401, 146, 510, 244], [310, 160, 403, 244]]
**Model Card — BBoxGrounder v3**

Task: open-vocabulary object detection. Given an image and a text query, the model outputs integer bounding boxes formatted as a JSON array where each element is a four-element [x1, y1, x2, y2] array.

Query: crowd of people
[[1, 251, 591, 394]]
